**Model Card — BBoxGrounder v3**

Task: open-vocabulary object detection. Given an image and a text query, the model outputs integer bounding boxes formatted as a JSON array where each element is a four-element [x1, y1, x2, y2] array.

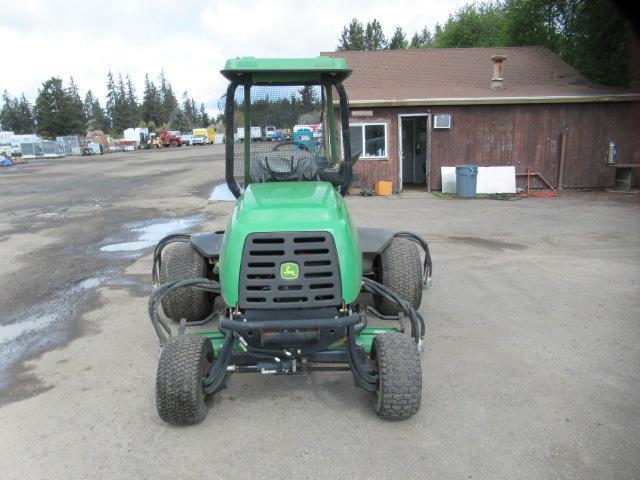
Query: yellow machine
[[138, 132, 163, 149]]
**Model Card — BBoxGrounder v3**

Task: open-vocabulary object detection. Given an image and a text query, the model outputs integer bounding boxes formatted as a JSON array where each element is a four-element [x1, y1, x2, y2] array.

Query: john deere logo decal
[[280, 262, 299, 280]]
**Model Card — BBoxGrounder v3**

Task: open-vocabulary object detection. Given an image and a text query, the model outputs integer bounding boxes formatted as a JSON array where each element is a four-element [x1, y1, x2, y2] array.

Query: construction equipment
[[138, 132, 161, 149], [149, 57, 433, 425], [157, 130, 182, 147]]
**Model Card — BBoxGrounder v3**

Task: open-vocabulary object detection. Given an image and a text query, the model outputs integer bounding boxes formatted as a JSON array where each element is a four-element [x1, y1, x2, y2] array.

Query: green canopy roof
[[221, 57, 351, 82]]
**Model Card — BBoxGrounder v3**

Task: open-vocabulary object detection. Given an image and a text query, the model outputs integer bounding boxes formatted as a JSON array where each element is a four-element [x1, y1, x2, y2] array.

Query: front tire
[[374, 237, 423, 315], [159, 242, 213, 322], [156, 335, 213, 425], [371, 333, 422, 420]]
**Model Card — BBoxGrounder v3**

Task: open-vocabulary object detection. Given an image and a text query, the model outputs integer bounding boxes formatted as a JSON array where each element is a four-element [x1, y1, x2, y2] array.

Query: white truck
[[236, 126, 262, 142]]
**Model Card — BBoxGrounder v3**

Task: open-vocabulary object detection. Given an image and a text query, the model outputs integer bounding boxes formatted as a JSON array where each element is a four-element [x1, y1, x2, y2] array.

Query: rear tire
[[156, 335, 213, 425], [374, 237, 423, 315], [159, 242, 213, 322], [371, 333, 422, 420]]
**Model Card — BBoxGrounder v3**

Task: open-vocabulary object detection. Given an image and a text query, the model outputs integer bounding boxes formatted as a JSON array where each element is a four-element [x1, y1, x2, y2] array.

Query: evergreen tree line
[[247, 85, 320, 129], [1, 71, 211, 138], [336, 0, 633, 87]]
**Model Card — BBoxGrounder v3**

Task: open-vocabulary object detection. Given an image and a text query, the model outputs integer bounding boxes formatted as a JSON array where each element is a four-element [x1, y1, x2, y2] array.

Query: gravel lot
[[0, 145, 638, 479]]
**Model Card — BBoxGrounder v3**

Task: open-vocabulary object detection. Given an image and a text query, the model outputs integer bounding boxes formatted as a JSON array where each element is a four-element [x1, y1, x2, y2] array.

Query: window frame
[[346, 122, 389, 160]]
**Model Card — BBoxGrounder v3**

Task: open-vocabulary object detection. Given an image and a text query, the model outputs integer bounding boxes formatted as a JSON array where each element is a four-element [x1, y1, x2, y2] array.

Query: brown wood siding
[[348, 101, 639, 192], [346, 113, 398, 190]]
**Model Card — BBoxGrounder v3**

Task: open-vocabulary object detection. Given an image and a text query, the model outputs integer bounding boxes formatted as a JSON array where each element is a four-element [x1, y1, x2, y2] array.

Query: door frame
[[398, 113, 431, 192]]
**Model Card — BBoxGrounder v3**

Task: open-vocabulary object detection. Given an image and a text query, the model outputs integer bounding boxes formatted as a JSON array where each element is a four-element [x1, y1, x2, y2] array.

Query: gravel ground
[[0, 145, 638, 479]]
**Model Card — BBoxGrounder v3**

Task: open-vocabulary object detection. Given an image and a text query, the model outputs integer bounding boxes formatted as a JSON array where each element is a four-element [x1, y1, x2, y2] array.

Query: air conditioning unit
[[433, 114, 452, 129]]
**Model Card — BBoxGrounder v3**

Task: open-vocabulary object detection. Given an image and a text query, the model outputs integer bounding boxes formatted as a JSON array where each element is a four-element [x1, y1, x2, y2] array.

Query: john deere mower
[[149, 57, 433, 425]]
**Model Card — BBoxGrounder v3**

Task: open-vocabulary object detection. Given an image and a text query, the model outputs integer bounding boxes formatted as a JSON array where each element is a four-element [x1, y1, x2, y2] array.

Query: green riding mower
[[149, 57, 433, 425]]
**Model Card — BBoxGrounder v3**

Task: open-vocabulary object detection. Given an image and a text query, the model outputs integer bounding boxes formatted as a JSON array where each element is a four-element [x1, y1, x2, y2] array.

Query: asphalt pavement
[[0, 145, 638, 479]]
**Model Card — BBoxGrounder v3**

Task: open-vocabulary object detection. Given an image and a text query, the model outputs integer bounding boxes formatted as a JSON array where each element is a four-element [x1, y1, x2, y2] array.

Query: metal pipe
[[225, 79, 243, 198], [219, 314, 361, 332], [243, 83, 251, 187], [325, 81, 338, 163], [336, 82, 353, 194], [557, 129, 567, 190]]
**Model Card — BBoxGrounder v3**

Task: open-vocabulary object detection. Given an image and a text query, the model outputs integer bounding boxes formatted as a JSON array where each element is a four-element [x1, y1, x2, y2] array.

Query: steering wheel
[[272, 141, 310, 152]]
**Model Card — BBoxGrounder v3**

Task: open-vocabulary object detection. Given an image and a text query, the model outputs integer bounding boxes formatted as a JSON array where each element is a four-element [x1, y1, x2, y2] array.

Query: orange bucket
[[375, 180, 393, 196]]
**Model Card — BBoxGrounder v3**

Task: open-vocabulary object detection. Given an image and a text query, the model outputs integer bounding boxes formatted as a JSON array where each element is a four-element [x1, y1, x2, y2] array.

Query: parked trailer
[[236, 126, 262, 142]]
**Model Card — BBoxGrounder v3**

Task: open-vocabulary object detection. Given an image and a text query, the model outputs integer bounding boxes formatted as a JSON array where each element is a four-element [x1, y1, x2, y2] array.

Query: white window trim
[[347, 122, 389, 160]]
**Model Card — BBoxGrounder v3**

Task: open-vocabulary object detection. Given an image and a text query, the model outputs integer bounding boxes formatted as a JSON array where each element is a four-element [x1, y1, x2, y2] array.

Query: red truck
[[158, 130, 182, 147]]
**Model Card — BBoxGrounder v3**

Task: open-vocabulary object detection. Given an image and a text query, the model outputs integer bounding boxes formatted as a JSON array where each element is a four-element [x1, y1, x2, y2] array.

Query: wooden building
[[323, 47, 639, 192]]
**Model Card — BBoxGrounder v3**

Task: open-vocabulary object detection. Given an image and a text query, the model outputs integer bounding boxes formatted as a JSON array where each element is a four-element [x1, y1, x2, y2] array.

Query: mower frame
[[149, 57, 431, 423]]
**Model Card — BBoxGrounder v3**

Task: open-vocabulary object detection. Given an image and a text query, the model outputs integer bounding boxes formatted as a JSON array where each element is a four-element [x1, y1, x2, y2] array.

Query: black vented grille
[[239, 232, 342, 309]]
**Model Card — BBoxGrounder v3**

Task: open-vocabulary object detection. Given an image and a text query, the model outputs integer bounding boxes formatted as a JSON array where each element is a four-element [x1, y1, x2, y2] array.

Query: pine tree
[[34, 78, 71, 138], [410, 27, 433, 48], [158, 71, 177, 125], [199, 103, 209, 128], [17, 94, 35, 133], [182, 91, 195, 129], [190, 99, 198, 127], [125, 75, 139, 127], [84, 90, 108, 132], [65, 77, 86, 135], [299, 85, 318, 112], [388, 27, 409, 49], [419, 27, 433, 47], [105, 71, 117, 131], [142, 74, 161, 126], [337, 18, 365, 51], [409, 32, 421, 48], [0, 91, 35, 133], [115, 74, 128, 132], [364, 19, 386, 50], [169, 106, 190, 131], [84, 89, 95, 121], [0, 91, 19, 132]]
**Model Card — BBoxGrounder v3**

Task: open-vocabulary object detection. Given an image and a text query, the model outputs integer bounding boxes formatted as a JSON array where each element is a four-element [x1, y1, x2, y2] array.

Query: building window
[[348, 123, 387, 159]]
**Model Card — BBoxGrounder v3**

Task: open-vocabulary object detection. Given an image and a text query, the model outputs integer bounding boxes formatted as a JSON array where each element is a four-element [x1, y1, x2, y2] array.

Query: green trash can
[[455, 165, 478, 198]]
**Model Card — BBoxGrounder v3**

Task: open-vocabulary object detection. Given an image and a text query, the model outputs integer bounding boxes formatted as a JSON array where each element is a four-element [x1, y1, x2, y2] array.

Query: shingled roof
[[322, 47, 637, 105]]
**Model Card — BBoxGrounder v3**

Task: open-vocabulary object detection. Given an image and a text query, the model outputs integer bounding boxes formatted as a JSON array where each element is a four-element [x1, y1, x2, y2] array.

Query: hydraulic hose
[[151, 234, 191, 286], [203, 330, 234, 394], [393, 231, 433, 287], [361, 277, 425, 343], [347, 326, 378, 384], [148, 277, 221, 346]]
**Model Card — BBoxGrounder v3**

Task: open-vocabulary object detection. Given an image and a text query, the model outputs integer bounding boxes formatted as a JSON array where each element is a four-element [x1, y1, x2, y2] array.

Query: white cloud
[[1, 0, 470, 115]]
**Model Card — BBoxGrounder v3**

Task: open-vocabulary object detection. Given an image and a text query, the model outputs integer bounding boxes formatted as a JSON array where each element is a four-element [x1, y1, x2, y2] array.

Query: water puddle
[[0, 276, 105, 390], [1, 214, 207, 396], [0, 315, 58, 345], [100, 215, 203, 252], [77, 277, 102, 289], [209, 183, 237, 202], [0, 277, 103, 346]]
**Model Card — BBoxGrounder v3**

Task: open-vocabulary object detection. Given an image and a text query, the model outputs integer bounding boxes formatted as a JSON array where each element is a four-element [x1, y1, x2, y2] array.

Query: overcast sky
[[1, 0, 469, 114]]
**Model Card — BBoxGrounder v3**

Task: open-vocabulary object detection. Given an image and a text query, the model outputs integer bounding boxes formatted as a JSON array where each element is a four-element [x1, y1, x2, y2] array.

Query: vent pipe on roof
[[490, 54, 507, 91]]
